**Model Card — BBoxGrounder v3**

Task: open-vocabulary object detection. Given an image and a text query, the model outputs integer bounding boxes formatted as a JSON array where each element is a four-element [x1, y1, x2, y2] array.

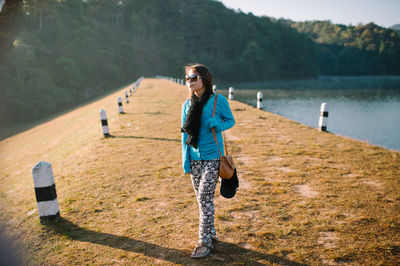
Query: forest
[[0, 0, 318, 125], [285, 20, 400, 75], [0, 0, 399, 126]]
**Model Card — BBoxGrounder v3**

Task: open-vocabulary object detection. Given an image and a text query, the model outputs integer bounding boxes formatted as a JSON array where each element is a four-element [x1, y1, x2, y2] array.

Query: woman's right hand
[[207, 117, 222, 131]]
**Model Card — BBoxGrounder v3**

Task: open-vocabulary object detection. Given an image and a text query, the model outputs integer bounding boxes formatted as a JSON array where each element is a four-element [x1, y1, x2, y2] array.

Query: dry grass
[[1, 79, 399, 265]]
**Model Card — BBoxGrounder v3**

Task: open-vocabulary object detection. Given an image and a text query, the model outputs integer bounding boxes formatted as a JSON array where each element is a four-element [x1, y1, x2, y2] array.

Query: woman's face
[[186, 69, 205, 95]]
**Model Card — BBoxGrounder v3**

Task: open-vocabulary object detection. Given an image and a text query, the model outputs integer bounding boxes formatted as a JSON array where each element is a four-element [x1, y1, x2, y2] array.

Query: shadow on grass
[[111, 135, 179, 142], [45, 218, 308, 265], [213, 241, 309, 266]]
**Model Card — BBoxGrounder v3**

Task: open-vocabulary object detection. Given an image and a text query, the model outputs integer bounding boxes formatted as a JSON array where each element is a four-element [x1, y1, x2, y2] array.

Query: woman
[[181, 63, 235, 259]]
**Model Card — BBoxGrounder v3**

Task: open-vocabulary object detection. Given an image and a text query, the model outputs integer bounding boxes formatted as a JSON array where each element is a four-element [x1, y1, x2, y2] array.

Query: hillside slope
[[1, 0, 318, 126], [286, 20, 400, 75], [0, 79, 399, 265]]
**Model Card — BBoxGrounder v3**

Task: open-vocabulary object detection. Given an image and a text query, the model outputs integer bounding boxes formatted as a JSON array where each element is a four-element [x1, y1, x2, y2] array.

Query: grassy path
[[0, 79, 399, 265]]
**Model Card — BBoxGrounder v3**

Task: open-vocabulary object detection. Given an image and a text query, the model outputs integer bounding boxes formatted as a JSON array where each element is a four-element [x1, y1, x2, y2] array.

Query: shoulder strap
[[211, 95, 229, 157], [212, 94, 218, 116]]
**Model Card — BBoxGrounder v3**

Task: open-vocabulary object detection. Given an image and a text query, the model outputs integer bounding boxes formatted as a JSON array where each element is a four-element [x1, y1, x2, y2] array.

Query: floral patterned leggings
[[190, 159, 221, 244]]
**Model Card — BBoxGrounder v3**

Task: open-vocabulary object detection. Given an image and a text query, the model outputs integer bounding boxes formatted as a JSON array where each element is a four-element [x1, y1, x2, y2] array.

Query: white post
[[125, 91, 129, 103], [118, 97, 124, 114], [257, 92, 263, 109], [318, 103, 329, 131], [213, 85, 217, 93], [129, 87, 133, 96], [100, 109, 110, 137], [229, 87, 234, 100], [32, 162, 60, 223]]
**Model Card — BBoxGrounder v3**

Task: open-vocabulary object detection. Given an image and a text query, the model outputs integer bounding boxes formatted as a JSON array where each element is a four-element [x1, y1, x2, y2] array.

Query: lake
[[217, 76, 400, 151]]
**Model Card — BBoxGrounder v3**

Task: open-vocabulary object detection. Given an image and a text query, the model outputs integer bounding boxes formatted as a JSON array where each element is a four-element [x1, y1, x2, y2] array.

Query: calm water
[[218, 76, 400, 151]]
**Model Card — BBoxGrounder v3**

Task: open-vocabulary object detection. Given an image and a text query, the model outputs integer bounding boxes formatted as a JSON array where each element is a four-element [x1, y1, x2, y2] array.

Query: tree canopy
[[285, 20, 400, 75], [0, 0, 319, 124], [1, 0, 399, 126]]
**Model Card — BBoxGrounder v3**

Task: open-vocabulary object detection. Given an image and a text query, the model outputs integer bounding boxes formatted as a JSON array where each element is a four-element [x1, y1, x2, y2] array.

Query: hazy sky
[[0, 0, 398, 28], [219, 0, 400, 28]]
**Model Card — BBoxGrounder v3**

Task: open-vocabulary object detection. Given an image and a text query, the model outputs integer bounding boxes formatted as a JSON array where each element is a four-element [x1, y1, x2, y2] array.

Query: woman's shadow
[[45, 218, 307, 265]]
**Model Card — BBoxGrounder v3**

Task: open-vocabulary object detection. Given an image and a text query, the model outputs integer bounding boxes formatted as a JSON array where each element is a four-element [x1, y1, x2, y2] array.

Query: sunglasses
[[185, 74, 203, 82]]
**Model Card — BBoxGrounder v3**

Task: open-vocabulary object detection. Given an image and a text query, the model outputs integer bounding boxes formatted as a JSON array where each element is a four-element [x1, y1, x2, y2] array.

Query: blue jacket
[[181, 94, 235, 173]]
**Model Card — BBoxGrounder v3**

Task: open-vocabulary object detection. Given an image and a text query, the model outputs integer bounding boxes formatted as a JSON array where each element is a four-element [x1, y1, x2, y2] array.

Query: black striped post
[[32, 162, 60, 223], [125, 91, 129, 103], [129, 87, 133, 96], [229, 87, 234, 100], [257, 91, 263, 109], [318, 103, 329, 131], [118, 97, 124, 114], [100, 109, 110, 137], [135, 77, 144, 89]]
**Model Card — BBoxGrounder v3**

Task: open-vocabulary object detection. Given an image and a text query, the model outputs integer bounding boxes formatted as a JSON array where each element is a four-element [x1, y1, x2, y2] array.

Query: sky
[[0, 0, 398, 28], [219, 0, 400, 28]]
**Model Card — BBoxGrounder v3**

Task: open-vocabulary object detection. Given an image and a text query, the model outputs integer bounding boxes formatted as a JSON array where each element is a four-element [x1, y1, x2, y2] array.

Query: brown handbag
[[211, 95, 235, 180]]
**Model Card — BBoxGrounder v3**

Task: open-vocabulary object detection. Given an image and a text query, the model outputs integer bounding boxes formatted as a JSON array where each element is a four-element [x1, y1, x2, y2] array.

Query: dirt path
[[1, 79, 399, 265]]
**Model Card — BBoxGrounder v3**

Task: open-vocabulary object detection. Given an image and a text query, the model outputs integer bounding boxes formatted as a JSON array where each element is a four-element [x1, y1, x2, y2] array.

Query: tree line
[[1, 0, 318, 124], [1, 0, 399, 126], [284, 20, 400, 75]]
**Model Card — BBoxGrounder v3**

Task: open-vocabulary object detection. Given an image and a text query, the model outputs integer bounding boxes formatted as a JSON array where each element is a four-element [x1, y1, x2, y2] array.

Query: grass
[[0, 79, 399, 265]]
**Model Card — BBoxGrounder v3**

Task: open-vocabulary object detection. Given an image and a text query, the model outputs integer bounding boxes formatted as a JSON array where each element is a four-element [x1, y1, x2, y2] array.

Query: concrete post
[[100, 109, 110, 137], [125, 91, 129, 103], [32, 162, 60, 223], [118, 97, 124, 114], [257, 92, 263, 109], [229, 87, 234, 100], [318, 103, 329, 131]]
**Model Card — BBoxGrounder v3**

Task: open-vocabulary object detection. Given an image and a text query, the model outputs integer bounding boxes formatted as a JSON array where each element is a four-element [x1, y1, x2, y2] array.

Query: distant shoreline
[[218, 75, 400, 91]]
